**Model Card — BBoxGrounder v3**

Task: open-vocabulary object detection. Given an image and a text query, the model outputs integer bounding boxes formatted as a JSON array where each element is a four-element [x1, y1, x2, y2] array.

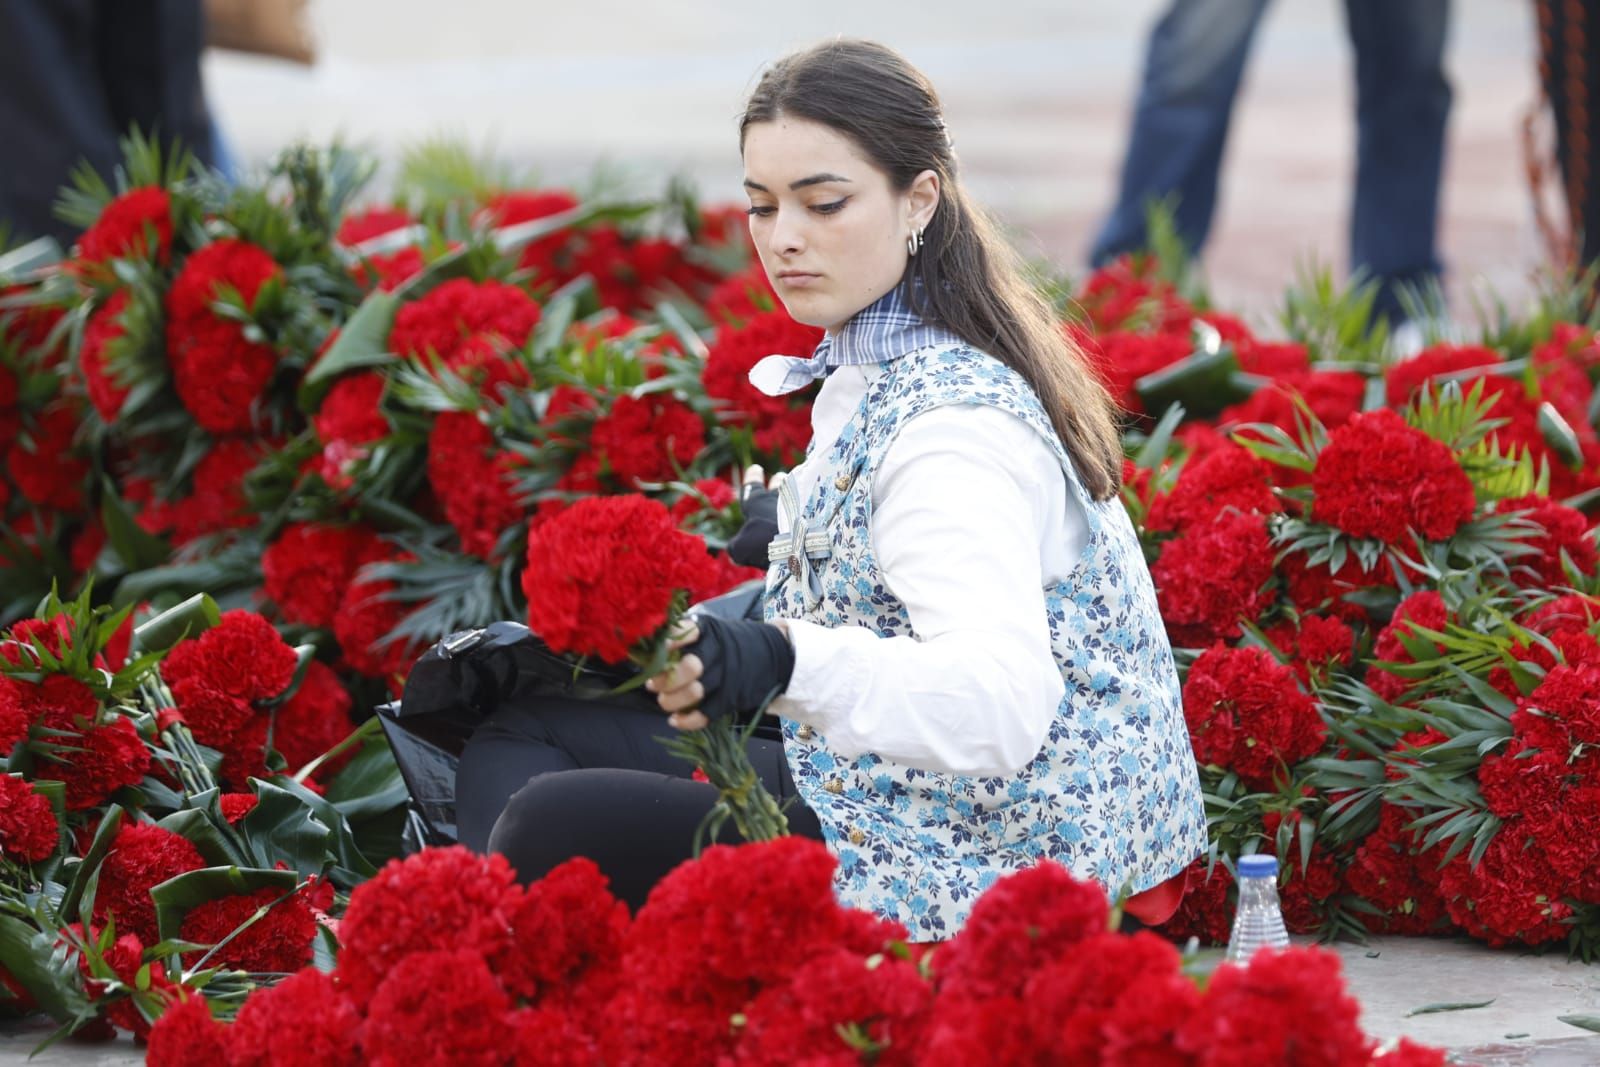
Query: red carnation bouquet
[[522, 494, 787, 842]]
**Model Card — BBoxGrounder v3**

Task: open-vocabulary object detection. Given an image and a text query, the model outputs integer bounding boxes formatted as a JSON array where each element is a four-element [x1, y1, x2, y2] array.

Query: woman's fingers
[[665, 618, 700, 653], [668, 709, 710, 732]]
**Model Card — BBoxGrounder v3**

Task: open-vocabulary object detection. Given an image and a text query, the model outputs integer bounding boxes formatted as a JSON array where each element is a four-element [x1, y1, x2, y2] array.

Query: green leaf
[[1132, 403, 1186, 469], [151, 866, 299, 945], [0, 236, 65, 280], [1133, 346, 1247, 420], [237, 780, 333, 877], [324, 731, 408, 821], [57, 805, 126, 924], [98, 476, 173, 572], [1558, 1014, 1600, 1033], [156, 807, 248, 868], [0, 916, 91, 1022], [1538, 402, 1584, 468], [130, 593, 220, 654], [1405, 999, 1495, 1017], [299, 287, 400, 408]]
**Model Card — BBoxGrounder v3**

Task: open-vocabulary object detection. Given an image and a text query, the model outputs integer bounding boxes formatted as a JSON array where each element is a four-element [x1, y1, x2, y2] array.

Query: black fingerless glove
[[685, 614, 795, 722], [726, 487, 778, 569]]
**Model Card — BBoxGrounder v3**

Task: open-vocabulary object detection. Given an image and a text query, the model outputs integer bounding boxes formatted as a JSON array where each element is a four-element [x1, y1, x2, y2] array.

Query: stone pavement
[[204, 0, 1543, 323], [2, 935, 1598, 1064]]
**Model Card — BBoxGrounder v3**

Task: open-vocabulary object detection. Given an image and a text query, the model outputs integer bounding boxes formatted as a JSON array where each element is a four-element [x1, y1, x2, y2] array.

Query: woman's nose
[[769, 210, 805, 257]]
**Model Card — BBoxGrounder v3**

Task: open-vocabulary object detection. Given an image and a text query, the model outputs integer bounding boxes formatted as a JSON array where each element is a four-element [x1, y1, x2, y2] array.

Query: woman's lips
[[778, 272, 821, 288]]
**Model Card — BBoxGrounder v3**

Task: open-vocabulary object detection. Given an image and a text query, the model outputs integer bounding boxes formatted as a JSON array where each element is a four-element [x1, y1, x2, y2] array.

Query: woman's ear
[[907, 169, 940, 230]]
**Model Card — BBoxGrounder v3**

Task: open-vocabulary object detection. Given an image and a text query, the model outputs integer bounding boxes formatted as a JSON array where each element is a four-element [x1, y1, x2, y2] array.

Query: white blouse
[[769, 362, 1089, 779]]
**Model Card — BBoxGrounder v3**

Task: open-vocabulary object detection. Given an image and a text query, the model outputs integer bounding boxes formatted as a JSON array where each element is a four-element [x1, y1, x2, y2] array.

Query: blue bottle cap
[[1237, 854, 1278, 878]]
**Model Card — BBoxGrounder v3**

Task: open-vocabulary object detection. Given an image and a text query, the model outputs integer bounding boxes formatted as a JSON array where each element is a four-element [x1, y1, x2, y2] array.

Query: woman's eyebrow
[[742, 173, 854, 193]]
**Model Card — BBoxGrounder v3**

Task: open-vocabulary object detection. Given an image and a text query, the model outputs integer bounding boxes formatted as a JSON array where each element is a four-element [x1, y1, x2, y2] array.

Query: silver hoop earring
[[907, 227, 924, 257]]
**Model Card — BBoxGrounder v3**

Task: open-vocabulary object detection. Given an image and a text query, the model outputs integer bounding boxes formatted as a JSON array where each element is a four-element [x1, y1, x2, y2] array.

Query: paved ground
[[202, 0, 1544, 324], [2, 936, 1597, 1064]]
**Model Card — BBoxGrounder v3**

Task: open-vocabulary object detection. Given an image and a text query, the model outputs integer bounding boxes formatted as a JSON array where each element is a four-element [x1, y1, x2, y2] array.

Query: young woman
[[460, 38, 1206, 940]]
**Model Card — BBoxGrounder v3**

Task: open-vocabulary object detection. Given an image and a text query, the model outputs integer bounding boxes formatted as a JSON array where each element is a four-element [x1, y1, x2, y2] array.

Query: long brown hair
[[740, 38, 1123, 500]]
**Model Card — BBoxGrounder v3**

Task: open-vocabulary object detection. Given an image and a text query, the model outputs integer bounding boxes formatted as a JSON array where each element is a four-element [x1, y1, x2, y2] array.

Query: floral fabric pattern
[[764, 344, 1207, 938]]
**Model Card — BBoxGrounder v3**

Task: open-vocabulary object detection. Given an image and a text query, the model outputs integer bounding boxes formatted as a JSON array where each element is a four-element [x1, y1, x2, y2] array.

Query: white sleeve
[[769, 404, 1082, 778]]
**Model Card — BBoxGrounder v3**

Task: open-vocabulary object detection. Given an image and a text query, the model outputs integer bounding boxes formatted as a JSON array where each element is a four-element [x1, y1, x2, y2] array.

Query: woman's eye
[[746, 205, 775, 218], [813, 199, 848, 215]]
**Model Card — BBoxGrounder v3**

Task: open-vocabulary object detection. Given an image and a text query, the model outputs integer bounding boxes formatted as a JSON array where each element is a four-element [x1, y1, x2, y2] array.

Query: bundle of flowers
[[1074, 253, 1600, 957], [0, 589, 402, 1040], [142, 838, 1444, 1067]]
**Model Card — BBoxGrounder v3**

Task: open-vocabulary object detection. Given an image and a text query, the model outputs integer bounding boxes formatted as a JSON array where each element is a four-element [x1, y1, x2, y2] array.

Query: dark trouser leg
[[456, 692, 822, 908], [1090, 0, 1273, 265], [1343, 0, 1453, 324]]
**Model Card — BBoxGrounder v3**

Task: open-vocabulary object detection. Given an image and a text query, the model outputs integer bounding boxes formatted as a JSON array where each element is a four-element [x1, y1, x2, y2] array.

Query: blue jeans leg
[[1091, 0, 1273, 265], [1343, 0, 1453, 322]]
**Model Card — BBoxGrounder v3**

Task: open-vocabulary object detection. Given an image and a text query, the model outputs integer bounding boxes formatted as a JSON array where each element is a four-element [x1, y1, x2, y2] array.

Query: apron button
[[847, 828, 866, 846], [824, 778, 844, 795], [796, 725, 814, 741], [834, 473, 852, 492]]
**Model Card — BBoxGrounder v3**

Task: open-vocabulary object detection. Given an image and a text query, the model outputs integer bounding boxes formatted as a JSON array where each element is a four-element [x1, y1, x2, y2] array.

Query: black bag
[[379, 580, 767, 848]]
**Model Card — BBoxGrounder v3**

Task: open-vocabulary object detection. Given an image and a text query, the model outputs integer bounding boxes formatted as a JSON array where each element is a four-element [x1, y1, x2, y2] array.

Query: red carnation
[[180, 885, 316, 974], [0, 679, 27, 753], [522, 494, 716, 663], [1221, 369, 1367, 440], [334, 845, 523, 1009], [934, 861, 1111, 1001], [1146, 442, 1280, 533], [1366, 590, 1449, 704], [1437, 826, 1572, 947], [219, 792, 258, 823], [510, 1005, 604, 1067], [162, 609, 298, 704], [165, 239, 283, 434], [262, 522, 388, 628], [0, 774, 58, 862], [1178, 946, 1371, 1065], [1084, 330, 1193, 415], [1311, 409, 1476, 545], [1280, 549, 1390, 622], [310, 370, 389, 488], [271, 659, 355, 775], [1151, 509, 1277, 647], [390, 278, 540, 381], [228, 968, 362, 1067], [499, 857, 629, 1006], [12, 671, 100, 734], [1158, 858, 1233, 945], [1182, 644, 1325, 788], [1344, 803, 1449, 936], [426, 411, 524, 559], [333, 562, 423, 682], [1235, 336, 1310, 377], [336, 206, 414, 246], [733, 947, 934, 1066], [1015, 930, 1193, 1064], [80, 290, 135, 420], [589, 393, 707, 489], [76, 186, 173, 268], [145, 993, 229, 1067], [482, 189, 581, 279], [1262, 614, 1355, 687], [702, 309, 824, 465], [354, 245, 426, 291], [1385, 344, 1503, 408], [6, 401, 90, 512], [1494, 494, 1598, 587], [34, 715, 151, 811], [705, 265, 778, 325], [93, 821, 207, 946], [364, 948, 513, 1067], [161, 437, 266, 544]]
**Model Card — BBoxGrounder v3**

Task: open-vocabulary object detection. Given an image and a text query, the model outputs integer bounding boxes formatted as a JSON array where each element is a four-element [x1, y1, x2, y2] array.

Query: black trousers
[[455, 691, 824, 910]]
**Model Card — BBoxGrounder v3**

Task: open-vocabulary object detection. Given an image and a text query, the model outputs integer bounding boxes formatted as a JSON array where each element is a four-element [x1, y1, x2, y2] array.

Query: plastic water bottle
[[1225, 854, 1290, 963]]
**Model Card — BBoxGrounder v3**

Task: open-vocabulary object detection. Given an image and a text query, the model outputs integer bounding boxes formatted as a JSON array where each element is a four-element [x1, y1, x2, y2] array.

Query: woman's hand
[[644, 615, 797, 732], [646, 620, 710, 732]]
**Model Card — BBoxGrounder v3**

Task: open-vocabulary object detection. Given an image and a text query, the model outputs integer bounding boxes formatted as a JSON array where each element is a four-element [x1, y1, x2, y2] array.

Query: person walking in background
[[1092, 0, 1453, 326], [0, 0, 218, 245]]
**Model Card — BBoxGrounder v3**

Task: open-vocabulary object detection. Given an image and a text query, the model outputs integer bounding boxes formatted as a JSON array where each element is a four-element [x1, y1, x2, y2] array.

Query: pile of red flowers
[[146, 840, 1445, 1067]]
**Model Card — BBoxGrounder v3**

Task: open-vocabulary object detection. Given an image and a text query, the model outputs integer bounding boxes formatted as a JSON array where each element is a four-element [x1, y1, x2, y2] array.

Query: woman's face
[[742, 116, 934, 333]]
